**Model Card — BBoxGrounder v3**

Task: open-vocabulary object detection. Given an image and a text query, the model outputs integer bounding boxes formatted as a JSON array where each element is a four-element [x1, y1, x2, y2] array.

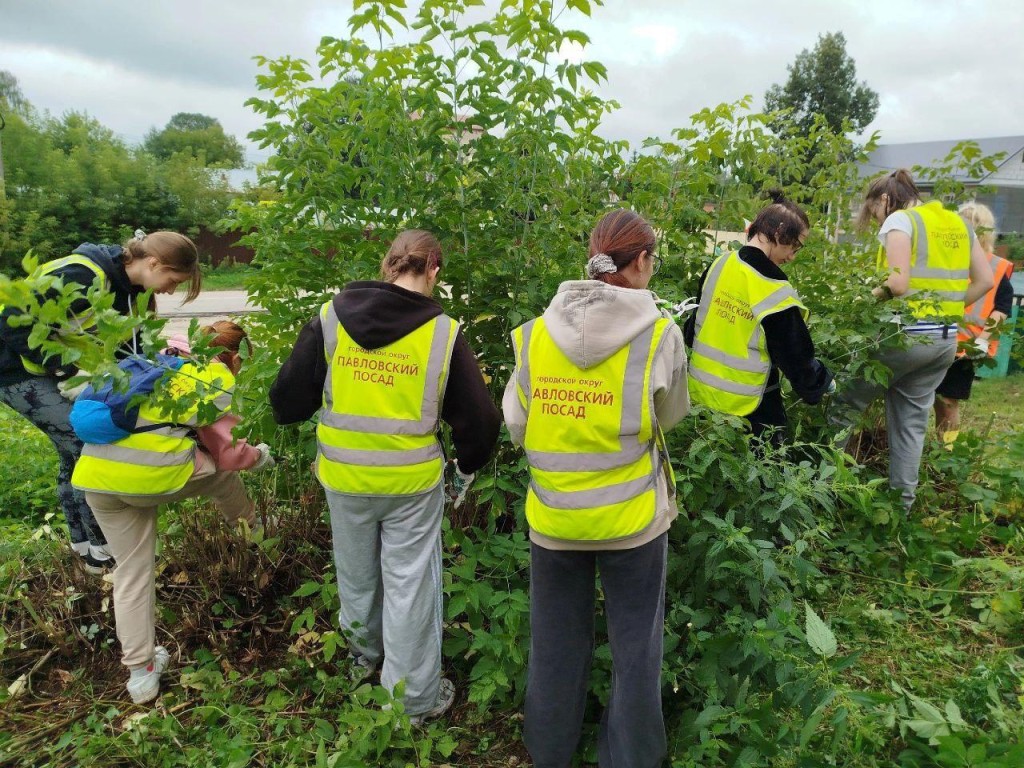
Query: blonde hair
[[379, 230, 443, 282], [958, 201, 997, 252], [122, 231, 202, 303]]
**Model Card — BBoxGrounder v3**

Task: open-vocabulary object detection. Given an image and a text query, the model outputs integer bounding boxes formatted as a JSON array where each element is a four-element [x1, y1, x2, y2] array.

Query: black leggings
[[0, 376, 106, 546]]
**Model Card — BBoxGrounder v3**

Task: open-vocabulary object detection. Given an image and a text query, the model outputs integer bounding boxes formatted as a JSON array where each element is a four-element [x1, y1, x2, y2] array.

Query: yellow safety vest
[[315, 301, 458, 496], [12, 255, 109, 375], [876, 200, 971, 320], [72, 362, 235, 496], [511, 316, 674, 543], [688, 251, 808, 416]]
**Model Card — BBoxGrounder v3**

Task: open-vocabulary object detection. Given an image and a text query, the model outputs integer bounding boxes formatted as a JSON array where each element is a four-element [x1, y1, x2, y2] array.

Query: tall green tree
[[764, 31, 879, 136], [0, 70, 28, 113], [0, 105, 235, 272], [144, 112, 245, 167]]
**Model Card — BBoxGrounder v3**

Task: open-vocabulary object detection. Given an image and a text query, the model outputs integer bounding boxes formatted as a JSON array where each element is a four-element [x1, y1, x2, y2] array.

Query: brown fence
[[192, 227, 255, 268]]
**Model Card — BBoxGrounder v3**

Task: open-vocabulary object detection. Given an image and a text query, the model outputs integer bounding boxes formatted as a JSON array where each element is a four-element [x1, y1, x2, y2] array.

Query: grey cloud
[[1, 0, 1021, 161], [0, 0, 325, 91]]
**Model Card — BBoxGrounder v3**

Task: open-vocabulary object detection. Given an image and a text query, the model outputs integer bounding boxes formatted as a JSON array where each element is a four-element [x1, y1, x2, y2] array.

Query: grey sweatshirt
[[502, 280, 689, 551]]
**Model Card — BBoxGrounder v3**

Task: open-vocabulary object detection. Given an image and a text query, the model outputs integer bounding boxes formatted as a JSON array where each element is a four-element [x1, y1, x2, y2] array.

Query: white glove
[[826, 379, 837, 395], [57, 378, 89, 401], [449, 467, 476, 509], [970, 338, 989, 358], [672, 297, 700, 317], [250, 443, 276, 472]]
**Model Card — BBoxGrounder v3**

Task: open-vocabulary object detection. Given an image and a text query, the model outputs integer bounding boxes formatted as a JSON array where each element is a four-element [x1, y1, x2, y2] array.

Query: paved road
[[156, 291, 263, 337]]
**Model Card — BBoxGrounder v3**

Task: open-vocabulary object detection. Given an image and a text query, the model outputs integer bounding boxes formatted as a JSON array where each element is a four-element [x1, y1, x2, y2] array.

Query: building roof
[[860, 135, 1024, 182]]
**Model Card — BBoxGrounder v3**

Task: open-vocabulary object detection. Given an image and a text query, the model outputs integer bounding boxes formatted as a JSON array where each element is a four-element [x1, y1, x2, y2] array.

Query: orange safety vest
[[957, 253, 1014, 357]]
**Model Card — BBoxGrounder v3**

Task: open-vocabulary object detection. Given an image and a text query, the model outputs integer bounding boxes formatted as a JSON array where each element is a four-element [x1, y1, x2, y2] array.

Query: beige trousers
[[86, 469, 255, 669]]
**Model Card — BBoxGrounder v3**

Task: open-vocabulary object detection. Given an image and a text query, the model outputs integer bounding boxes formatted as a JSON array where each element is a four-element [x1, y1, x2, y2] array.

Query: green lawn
[[200, 263, 258, 291], [965, 375, 1024, 438]]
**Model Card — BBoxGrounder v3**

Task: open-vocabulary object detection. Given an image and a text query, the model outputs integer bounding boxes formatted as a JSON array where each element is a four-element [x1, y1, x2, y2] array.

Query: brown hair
[[379, 230, 443, 282], [747, 189, 810, 246], [588, 209, 656, 288], [122, 231, 202, 303], [958, 201, 997, 252], [202, 320, 251, 366], [856, 169, 921, 230]]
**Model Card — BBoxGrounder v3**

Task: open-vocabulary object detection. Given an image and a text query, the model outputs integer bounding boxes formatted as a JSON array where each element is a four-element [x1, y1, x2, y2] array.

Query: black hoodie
[[0, 244, 144, 384], [270, 280, 502, 474]]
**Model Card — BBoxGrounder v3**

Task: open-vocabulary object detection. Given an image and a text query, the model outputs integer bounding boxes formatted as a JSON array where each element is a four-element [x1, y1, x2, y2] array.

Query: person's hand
[[57, 377, 89, 401], [251, 443, 276, 472], [446, 461, 475, 508], [971, 338, 989, 358], [826, 378, 837, 395]]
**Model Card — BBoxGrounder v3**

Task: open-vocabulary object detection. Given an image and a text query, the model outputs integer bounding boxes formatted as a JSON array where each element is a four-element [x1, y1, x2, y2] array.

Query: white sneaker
[[126, 646, 171, 704], [90, 543, 114, 561], [409, 677, 456, 725]]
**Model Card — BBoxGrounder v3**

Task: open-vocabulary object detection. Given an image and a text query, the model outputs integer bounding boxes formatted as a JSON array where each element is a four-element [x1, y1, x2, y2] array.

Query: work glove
[[57, 375, 90, 401], [671, 297, 700, 317], [825, 378, 837, 395], [969, 338, 989, 359], [446, 462, 475, 509], [251, 443, 276, 472]]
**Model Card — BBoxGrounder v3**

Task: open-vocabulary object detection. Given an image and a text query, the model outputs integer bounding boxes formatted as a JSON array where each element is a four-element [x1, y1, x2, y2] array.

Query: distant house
[[862, 135, 1024, 234]]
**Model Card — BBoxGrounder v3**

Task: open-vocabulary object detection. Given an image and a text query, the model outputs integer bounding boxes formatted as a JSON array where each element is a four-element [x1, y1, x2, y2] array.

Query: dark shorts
[[935, 356, 975, 400]]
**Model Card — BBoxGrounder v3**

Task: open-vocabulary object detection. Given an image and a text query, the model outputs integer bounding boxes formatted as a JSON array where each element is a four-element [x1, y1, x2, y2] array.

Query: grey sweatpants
[[0, 375, 106, 546], [526, 533, 668, 768], [324, 484, 444, 717], [831, 333, 956, 507]]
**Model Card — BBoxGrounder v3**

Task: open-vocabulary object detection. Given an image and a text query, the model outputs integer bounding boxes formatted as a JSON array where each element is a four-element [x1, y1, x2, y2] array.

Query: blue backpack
[[70, 354, 188, 444]]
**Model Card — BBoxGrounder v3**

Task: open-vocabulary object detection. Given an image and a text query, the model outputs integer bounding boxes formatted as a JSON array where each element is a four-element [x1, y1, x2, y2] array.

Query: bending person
[[684, 192, 833, 446], [832, 169, 994, 508], [503, 209, 688, 768], [933, 202, 1015, 443], [72, 321, 273, 704], [270, 229, 501, 724], [0, 231, 201, 573]]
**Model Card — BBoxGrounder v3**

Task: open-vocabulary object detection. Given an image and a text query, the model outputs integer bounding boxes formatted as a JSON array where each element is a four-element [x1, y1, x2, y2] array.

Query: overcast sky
[[1, 0, 1021, 166]]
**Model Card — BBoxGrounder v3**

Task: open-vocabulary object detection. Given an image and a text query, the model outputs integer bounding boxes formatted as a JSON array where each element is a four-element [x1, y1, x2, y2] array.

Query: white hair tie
[[586, 253, 618, 279], [133, 228, 147, 242]]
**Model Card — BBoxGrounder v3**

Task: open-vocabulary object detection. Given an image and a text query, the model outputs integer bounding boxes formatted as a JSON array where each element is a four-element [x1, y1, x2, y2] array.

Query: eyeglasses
[[792, 240, 805, 253], [653, 254, 663, 274]]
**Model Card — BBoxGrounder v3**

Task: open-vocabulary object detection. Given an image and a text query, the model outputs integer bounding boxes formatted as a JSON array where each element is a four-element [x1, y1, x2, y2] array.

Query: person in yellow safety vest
[[0, 231, 202, 574], [831, 169, 994, 509], [503, 209, 689, 768], [269, 230, 501, 725], [684, 191, 835, 446], [71, 321, 274, 705], [933, 202, 1015, 444]]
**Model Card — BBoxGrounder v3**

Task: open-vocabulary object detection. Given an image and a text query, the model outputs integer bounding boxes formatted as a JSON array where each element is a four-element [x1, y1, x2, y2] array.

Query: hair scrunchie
[[133, 228, 147, 242], [585, 253, 617, 279]]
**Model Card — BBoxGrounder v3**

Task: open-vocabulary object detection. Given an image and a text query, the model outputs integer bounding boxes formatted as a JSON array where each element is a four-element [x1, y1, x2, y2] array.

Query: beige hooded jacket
[[502, 280, 689, 551]]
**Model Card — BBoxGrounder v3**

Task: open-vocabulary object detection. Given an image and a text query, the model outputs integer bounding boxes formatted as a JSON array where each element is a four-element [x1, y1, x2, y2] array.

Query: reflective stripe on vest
[[896, 201, 971, 320], [958, 253, 1014, 356], [71, 362, 235, 496], [18, 255, 109, 375], [315, 300, 458, 495], [687, 251, 808, 416], [512, 316, 673, 542]]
